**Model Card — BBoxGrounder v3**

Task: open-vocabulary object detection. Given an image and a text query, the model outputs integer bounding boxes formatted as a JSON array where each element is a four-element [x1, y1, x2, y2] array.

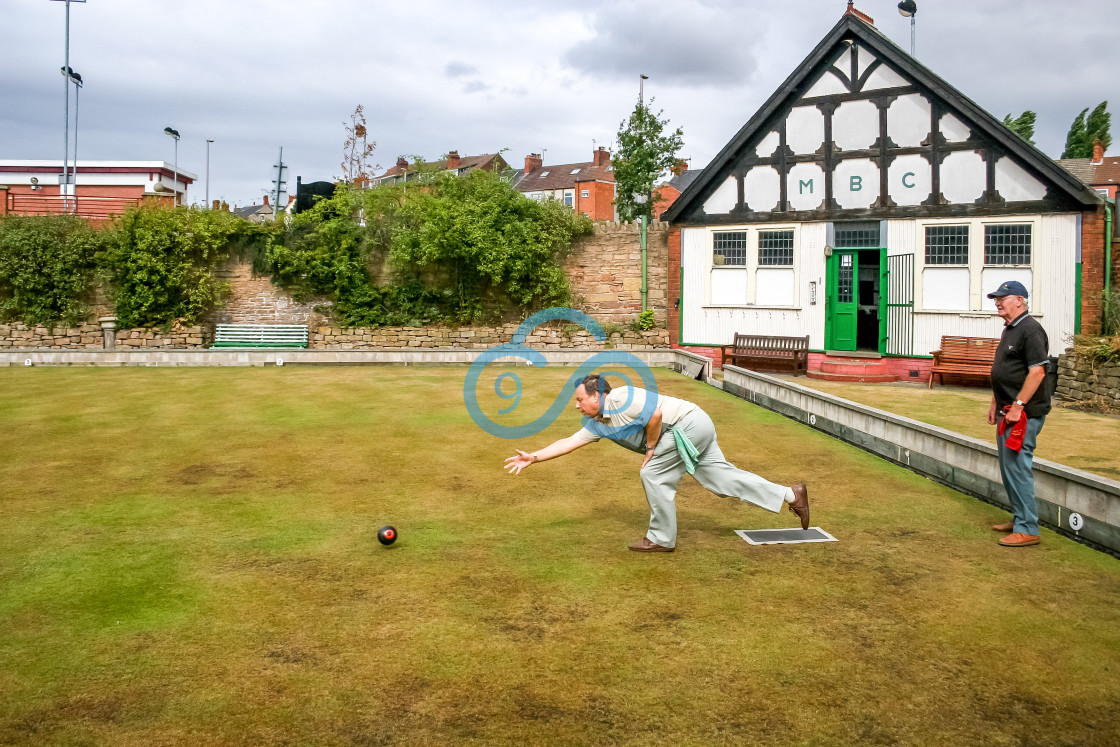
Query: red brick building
[[0, 160, 195, 220], [514, 148, 616, 221], [371, 151, 509, 186]]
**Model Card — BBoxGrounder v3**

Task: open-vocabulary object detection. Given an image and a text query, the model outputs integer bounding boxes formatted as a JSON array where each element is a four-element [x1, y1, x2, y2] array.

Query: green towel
[[672, 428, 701, 475]]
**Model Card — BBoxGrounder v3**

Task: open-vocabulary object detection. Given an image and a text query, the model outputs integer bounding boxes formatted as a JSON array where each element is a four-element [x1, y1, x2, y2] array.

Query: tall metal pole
[[72, 77, 80, 214], [205, 139, 214, 207], [173, 139, 179, 206], [62, 0, 71, 211], [910, 15, 916, 57]]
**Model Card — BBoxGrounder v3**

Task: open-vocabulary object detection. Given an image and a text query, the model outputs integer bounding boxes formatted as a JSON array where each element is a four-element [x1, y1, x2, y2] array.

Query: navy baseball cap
[[987, 280, 1029, 299]]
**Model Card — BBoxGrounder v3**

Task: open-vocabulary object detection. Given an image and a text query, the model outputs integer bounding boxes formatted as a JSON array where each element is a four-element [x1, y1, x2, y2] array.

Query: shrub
[[0, 214, 108, 326], [101, 205, 266, 329]]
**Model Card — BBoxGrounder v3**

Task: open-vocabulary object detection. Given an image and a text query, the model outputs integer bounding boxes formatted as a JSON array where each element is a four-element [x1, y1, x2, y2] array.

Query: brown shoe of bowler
[[999, 532, 1040, 547], [789, 483, 810, 530], [629, 537, 674, 553], [991, 522, 1014, 532]]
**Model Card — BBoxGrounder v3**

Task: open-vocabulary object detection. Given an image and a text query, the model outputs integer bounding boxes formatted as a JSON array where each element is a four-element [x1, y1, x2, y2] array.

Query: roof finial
[[844, 1, 875, 24]]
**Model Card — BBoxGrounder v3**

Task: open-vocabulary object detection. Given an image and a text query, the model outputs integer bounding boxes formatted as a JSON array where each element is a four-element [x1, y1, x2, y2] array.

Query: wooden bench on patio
[[212, 324, 309, 348], [928, 335, 999, 388], [721, 333, 810, 376]]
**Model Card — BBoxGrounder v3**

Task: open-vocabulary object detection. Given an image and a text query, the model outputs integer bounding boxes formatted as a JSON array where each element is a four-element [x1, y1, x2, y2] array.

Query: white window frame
[[704, 224, 800, 308], [914, 216, 1039, 314]]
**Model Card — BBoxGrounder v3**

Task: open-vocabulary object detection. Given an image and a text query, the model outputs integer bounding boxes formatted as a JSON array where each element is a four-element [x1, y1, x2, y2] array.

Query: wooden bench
[[212, 324, 309, 348], [721, 334, 810, 376], [928, 335, 999, 388]]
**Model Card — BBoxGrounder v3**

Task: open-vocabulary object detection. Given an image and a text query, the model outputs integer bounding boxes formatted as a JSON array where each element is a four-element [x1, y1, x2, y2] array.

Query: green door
[[827, 250, 858, 351]]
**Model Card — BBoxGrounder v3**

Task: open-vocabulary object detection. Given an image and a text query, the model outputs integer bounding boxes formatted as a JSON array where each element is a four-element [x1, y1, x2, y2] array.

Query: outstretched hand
[[504, 449, 535, 475]]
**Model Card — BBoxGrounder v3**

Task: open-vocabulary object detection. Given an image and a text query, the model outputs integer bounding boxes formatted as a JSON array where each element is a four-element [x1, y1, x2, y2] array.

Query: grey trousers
[[640, 408, 789, 548]]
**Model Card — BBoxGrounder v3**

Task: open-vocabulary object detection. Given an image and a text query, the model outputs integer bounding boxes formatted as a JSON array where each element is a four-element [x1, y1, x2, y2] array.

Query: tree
[[612, 98, 684, 222], [1001, 111, 1036, 146], [340, 104, 377, 184], [1061, 101, 1111, 159]]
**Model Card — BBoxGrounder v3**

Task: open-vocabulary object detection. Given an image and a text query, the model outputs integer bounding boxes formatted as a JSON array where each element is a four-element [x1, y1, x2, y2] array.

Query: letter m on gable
[[799, 179, 814, 195]]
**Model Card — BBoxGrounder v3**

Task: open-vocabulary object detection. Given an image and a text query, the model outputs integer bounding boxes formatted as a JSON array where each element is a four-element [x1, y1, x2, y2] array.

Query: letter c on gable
[[902, 171, 916, 188]]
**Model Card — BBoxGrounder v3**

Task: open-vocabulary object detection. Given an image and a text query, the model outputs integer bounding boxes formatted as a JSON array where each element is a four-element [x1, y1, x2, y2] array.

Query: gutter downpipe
[[640, 213, 649, 312], [1107, 198, 1115, 333]]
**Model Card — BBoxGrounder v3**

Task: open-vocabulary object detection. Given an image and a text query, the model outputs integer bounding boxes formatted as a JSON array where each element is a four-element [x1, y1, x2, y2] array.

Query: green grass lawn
[[766, 375, 1120, 480], [2, 366, 1119, 745]]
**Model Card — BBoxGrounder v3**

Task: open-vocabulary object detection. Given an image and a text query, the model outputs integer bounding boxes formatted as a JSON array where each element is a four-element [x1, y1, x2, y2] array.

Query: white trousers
[[639, 408, 787, 548]]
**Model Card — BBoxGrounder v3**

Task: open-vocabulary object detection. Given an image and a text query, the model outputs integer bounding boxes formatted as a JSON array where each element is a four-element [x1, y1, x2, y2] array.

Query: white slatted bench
[[212, 324, 309, 348]]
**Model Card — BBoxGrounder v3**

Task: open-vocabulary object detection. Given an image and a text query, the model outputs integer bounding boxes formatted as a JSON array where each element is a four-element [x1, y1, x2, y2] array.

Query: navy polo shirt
[[990, 313, 1051, 418]]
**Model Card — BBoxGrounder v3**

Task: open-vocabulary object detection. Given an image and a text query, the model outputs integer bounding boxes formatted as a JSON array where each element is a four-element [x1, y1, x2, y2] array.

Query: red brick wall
[[1080, 206, 1107, 334], [575, 181, 616, 221], [667, 225, 682, 346]]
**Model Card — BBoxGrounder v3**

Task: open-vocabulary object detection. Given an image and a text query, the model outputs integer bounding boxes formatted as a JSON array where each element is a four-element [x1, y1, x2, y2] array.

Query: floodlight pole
[[206, 139, 214, 207]]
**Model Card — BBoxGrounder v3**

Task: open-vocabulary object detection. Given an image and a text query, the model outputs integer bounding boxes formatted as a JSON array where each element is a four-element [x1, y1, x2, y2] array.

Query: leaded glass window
[[985, 224, 1031, 265], [925, 225, 969, 265], [834, 222, 880, 247], [713, 232, 747, 266], [838, 254, 854, 303], [758, 230, 794, 266]]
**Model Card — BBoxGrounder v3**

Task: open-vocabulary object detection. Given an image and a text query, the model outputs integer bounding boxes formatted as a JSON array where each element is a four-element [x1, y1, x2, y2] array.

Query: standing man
[[504, 375, 810, 552], [986, 280, 1051, 547]]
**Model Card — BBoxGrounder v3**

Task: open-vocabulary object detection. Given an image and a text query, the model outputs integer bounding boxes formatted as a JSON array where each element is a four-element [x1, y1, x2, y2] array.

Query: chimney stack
[[262, 194, 269, 206], [396, 156, 408, 170], [212, 200, 220, 211], [1092, 140, 1105, 165], [592, 147, 610, 167], [446, 150, 461, 170], [671, 159, 687, 176], [525, 153, 544, 173]]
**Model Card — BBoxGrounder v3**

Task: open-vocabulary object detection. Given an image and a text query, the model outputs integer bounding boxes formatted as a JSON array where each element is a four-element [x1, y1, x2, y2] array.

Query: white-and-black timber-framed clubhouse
[[662, 8, 1111, 381]]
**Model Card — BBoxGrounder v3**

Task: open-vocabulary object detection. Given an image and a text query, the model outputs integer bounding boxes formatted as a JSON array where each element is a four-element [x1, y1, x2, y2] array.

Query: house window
[[925, 225, 969, 264], [713, 232, 747, 266], [570, 168, 581, 174], [985, 224, 1031, 264], [539, 171, 550, 178], [564, 192, 573, 207], [838, 254, 854, 303], [758, 230, 794, 265], [581, 189, 589, 198], [834, 221, 881, 247]]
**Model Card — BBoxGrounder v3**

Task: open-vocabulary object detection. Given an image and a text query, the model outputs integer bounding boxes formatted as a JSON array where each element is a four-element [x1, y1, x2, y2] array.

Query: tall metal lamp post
[[897, 1, 917, 57], [205, 139, 214, 207], [51, 0, 86, 211], [61, 66, 82, 213], [163, 127, 180, 206]]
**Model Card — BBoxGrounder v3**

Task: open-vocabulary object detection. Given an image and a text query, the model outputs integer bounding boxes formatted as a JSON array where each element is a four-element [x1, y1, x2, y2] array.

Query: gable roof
[[1058, 156, 1120, 190], [514, 160, 615, 192], [374, 153, 507, 180], [663, 12, 1100, 223]]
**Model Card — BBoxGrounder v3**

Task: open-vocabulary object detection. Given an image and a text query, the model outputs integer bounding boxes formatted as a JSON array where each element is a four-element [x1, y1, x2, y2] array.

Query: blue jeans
[[996, 415, 1045, 536]]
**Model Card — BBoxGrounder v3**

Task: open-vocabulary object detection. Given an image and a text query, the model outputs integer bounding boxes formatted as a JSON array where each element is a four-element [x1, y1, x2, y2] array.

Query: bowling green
[[1, 366, 1118, 745]]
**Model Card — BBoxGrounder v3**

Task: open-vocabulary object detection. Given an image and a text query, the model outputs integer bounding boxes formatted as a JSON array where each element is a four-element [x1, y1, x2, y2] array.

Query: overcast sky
[[2, 0, 1116, 208]]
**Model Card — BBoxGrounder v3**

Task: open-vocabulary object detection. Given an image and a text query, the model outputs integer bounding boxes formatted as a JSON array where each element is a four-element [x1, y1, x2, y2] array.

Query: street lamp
[[61, 66, 82, 213], [163, 127, 180, 206], [50, 0, 87, 210], [898, 1, 917, 57], [206, 139, 214, 207], [639, 73, 649, 106], [633, 192, 650, 311]]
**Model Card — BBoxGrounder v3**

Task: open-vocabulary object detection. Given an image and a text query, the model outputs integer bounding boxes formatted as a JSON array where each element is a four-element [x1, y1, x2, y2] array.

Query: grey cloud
[[445, 62, 479, 78], [562, 1, 760, 87], [463, 81, 492, 94]]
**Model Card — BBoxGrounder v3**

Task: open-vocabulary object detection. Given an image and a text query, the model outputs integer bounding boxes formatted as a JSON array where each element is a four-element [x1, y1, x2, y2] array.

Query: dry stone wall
[[0, 321, 208, 349], [561, 220, 669, 327], [1057, 351, 1120, 408], [310, 324, 669, 350]]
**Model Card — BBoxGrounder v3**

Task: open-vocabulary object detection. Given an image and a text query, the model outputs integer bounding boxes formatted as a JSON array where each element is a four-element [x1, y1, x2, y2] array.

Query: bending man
[[504, 374, 810, 552]]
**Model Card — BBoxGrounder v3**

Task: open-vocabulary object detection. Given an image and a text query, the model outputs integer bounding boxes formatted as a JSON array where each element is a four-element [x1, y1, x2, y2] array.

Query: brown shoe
[[788, 483, 810, 530], [991, 522, 1014, 532], [628, 537, 674, 553], [999, 532, 1040, 547]]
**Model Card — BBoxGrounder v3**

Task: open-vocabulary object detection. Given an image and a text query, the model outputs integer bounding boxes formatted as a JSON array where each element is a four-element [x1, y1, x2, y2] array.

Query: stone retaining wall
[[1058, 350, 1120, 408], [311, 325, 669, 349], [0, 322, 208, 349]]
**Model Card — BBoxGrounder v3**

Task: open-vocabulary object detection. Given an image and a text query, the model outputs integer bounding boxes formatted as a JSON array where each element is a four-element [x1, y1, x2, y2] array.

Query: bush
[[103, 205, 265, 329], [0, 214, 108, 326], [264, 171, 592, 326]]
